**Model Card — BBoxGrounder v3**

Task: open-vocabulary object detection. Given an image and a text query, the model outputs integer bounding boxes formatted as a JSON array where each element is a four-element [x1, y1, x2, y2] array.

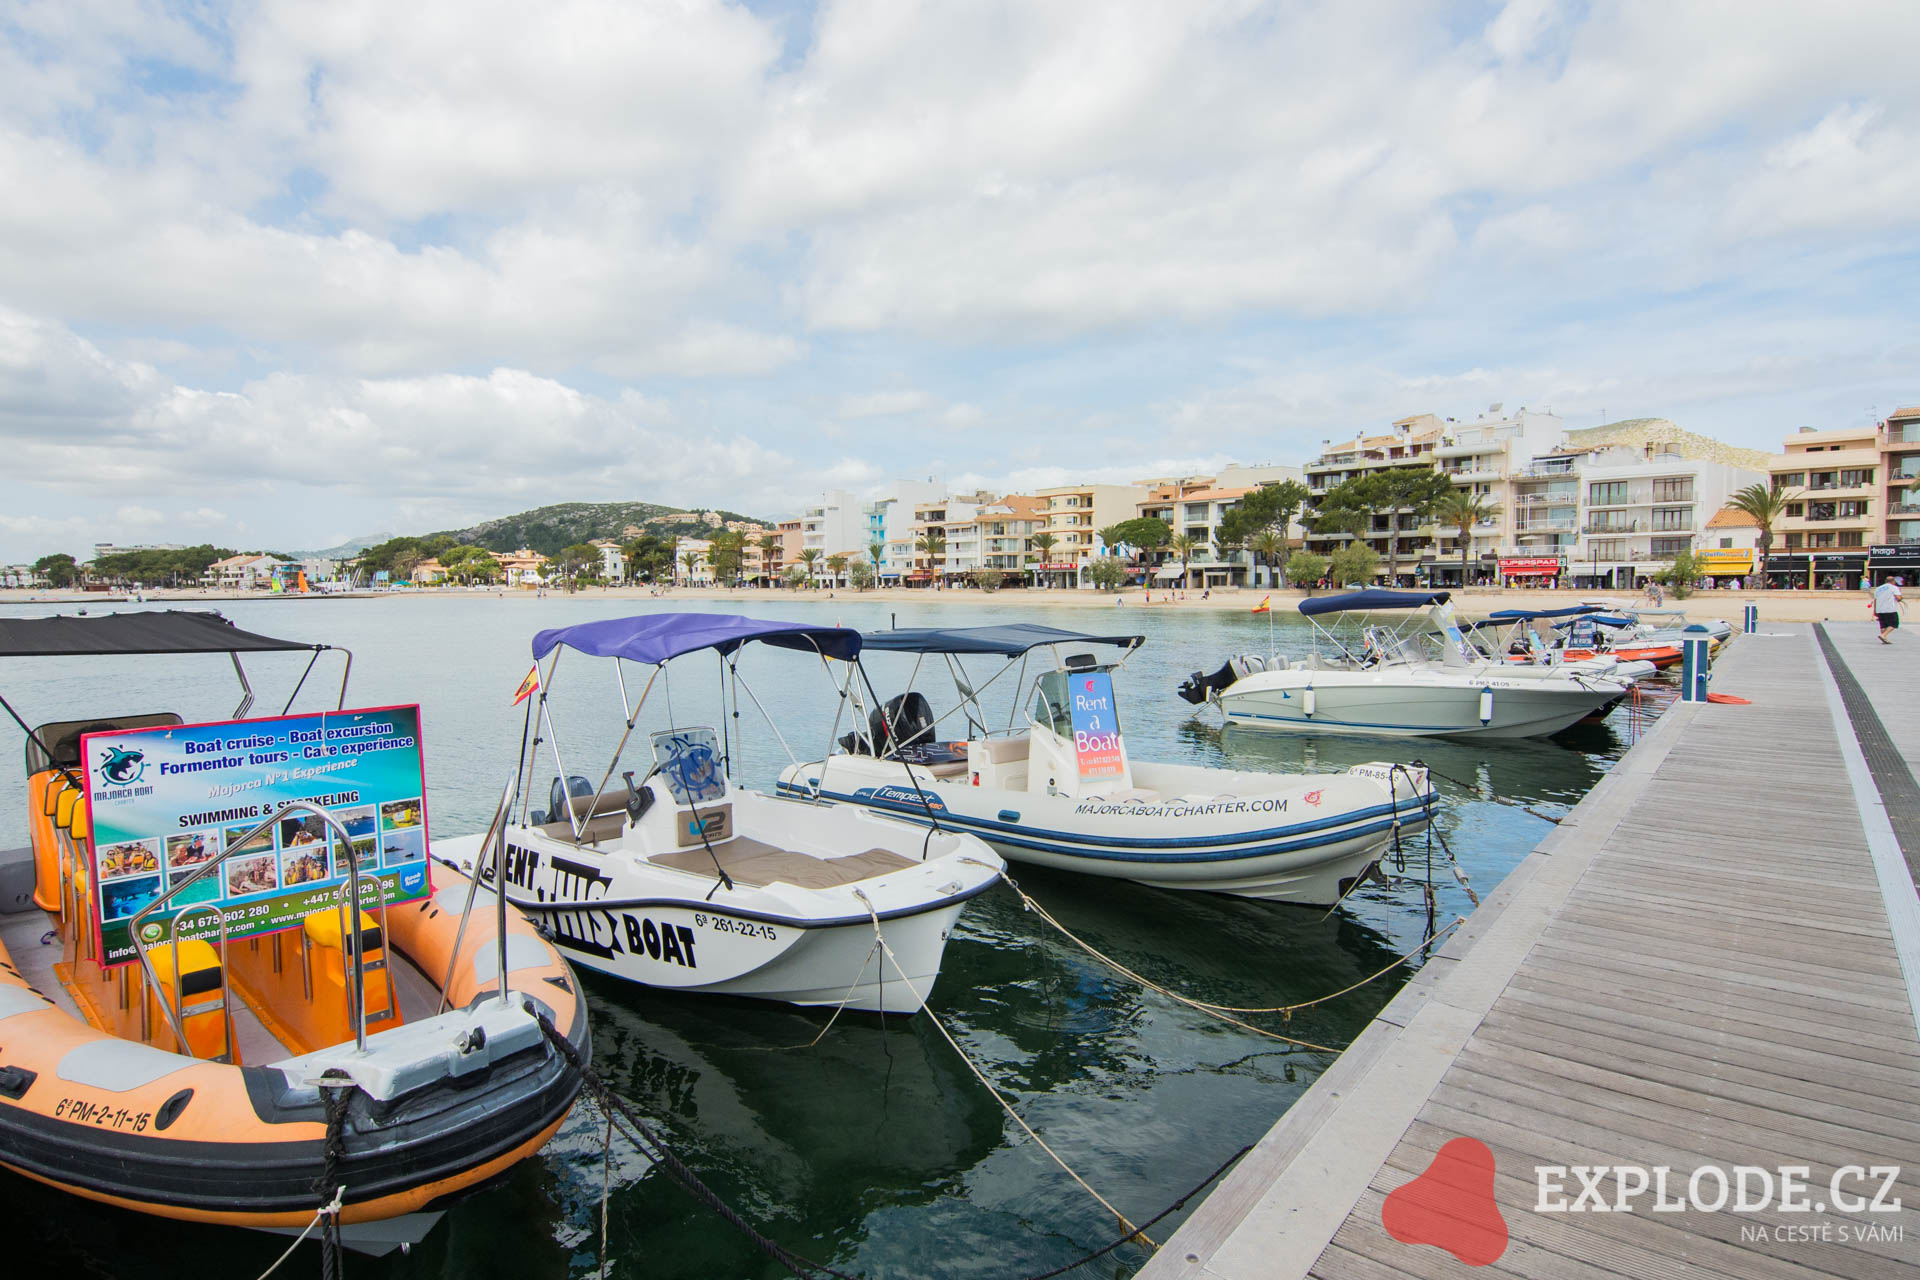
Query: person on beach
[[1873, 577, 1905, 643]]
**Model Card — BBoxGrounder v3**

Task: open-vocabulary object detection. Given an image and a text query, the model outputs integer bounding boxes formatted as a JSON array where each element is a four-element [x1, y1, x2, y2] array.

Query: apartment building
[[1767, 425, 1880, 588], [1302, 414, 1445, 582], [1873, 407, 1920, 585], [1135, 464, 1306, 587], [776, 519, 803, 581], [672, 537, 714, 586], [590, 539, 625, 584], [978, 495, 1046, 577], [1570, 445, 1763, 589], [1430, 408, 1568, 585], [1033, 483, 1149, 587]]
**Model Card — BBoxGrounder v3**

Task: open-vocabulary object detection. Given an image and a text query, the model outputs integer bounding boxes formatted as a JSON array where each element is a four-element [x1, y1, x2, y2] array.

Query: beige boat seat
[[649, 839, 916, 890], [537, 786, 639, 844], [971, 736, 1030, 762]]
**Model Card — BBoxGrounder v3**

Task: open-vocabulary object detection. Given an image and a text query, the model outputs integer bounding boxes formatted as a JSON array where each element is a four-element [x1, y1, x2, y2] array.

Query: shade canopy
[[860, 623, 1144, 657], [1484, 605, 1605, 622], [0, 610, 328, 658], [1297, 589, 1451, 617], [532, 613, 863, 665]]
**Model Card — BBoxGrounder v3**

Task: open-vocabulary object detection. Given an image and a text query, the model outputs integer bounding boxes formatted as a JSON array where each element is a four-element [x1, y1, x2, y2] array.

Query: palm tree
[[867, 540, 886, 588], [826, 552, 849, 587], [1728, 482, 1793, 568], [1168, 533, 1197, 589], [1251, 529, 1286, 586], [757, 533, 780, 584], [679, 549, 701, 586], [1433, 490, 1500, 588], [797, 546, 821, 586], [1029, 530, 1056, 586], [914, 531, 946, 585]]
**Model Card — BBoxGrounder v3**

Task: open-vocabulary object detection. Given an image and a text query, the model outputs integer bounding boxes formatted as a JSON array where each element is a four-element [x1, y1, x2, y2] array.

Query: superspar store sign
[[81, 706, 432, 966]]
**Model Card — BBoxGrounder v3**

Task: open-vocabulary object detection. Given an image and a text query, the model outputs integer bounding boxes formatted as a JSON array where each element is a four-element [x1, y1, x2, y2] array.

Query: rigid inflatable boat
[[0, 611, 587, 1254], [777, 624, 1435, 905]]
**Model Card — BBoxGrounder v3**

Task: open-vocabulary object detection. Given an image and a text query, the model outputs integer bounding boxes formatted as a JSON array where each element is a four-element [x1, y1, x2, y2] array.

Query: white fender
[[1302, 685, 1316, 717], [1478, 686, 1493, 724]]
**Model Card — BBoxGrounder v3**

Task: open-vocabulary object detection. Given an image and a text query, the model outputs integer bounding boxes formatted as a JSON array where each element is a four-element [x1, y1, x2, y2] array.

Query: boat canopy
[[1297, 589, 1451, 617], [0, 610, 329, 657], [532, 613, 863, 665], [1484, 605, 1605, 622], [859, 623, 1144, 657]]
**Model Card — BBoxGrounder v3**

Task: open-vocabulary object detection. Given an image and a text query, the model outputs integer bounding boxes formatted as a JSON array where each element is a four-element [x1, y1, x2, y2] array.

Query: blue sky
[[2, 0, 1917, 560]]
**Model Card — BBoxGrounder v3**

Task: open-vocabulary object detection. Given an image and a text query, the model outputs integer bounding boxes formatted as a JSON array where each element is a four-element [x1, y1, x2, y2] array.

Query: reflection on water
[[0, 595, 1667, 1278]]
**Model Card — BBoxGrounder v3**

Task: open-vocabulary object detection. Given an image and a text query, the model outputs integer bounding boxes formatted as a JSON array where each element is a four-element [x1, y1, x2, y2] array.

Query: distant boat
[[1179, 590, 1630, 739]]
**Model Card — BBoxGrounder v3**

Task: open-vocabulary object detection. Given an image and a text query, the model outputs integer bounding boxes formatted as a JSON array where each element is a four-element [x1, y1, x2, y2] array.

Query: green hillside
[[430, 501, 772, 557]]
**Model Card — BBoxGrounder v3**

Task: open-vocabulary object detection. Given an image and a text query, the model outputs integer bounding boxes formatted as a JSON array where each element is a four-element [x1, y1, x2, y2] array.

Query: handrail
[[132, 800, 377, 1055], [438, 779, 515, 1016]]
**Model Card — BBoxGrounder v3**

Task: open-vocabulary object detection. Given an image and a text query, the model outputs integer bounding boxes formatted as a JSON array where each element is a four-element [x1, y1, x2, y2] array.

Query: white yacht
[[1178, 591, 1630, 739]]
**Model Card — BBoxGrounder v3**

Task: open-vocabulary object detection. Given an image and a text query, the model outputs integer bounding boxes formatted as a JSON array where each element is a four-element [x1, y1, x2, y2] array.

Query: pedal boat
[[450, 614, 1003, 1015], [0, 611, 587, 1254], [1178, 591, 1630, 739], [776, 624, 1436, 906]]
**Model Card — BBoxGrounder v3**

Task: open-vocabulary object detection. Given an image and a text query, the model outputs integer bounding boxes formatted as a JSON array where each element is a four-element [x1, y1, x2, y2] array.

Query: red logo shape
[[1381, 1137, 1508, 1266], [1085, 678, 1096, 691], [1303, 788, 1324, 806]]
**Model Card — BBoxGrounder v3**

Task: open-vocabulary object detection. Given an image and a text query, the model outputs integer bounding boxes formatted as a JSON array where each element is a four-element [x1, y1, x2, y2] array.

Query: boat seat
[[148, 938, 224, 999], [303, 907, 384, 955], [537, 786, 639, 845], [648, 840, 917, 890], [970, 736, 1030, 764]]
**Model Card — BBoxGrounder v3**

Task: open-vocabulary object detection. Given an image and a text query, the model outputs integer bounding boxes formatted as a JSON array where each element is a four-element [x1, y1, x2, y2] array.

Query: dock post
[[1743, 601, 1758, 633], [1680, 623, 1711, 701]]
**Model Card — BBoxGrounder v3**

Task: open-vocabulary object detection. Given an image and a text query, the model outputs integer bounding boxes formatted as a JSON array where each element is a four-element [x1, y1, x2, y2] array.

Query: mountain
[[301, 532, 394, 560], [428, 502, 772, 557]]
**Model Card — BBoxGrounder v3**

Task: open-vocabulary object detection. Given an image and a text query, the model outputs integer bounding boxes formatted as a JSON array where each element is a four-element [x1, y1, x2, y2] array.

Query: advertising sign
[[81, 706, 432, 967], [1067, 671, 1127, 779], [1498, 557, 1563, 576], [1694, 548, 1755, 574]]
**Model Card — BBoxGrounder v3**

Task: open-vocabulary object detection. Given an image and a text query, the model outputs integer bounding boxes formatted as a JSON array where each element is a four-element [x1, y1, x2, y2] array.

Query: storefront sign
[[1694, 549, 1756, 575], [1068, 672, 1127, 779], [1498, 557, 1564, 576], [1869, 544, 1920, 567], [81, 706, 432, 967]]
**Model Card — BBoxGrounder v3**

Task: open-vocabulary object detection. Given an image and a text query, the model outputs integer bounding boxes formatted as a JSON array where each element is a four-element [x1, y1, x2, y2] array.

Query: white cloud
[[835, 390, 933, 418]]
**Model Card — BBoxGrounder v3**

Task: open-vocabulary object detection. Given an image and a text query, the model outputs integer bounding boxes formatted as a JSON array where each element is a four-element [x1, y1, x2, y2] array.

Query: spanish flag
[[1252, 596, 1271, 614], [511, 664, 540, 705]]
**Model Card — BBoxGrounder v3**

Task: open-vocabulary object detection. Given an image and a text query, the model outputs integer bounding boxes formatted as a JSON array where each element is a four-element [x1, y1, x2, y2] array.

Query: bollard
[[1743, 602, 1758, 634], [1680, 623, 1712, 702]]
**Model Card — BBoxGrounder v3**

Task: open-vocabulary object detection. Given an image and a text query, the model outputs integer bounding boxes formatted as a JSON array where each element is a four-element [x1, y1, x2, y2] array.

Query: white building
[[590, 539, 625, 583], [1429, 408, 1569, 585], [1553, 446, 1764, 589], [672, 537, 714, 586], [209, 554, 279, 590], [800, 490, 869, 566], [867, 479, 946, 583]]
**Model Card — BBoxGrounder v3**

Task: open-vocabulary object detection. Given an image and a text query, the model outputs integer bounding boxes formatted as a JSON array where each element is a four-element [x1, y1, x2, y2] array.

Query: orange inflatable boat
[[0, 611, 589, 1254]]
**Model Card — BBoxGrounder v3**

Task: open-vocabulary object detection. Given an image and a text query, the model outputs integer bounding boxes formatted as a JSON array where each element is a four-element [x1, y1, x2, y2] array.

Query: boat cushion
[[54, 787, 80, 830], [648, 840, 917, 890], [536, 812, 627, 845], [303, 907, 384, 954], [147, 938, 223, 998], [970, 736, 1030, 764]]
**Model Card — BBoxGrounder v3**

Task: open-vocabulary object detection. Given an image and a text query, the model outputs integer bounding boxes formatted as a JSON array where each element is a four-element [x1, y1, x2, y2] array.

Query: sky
[[3, 0, 1918, 561]]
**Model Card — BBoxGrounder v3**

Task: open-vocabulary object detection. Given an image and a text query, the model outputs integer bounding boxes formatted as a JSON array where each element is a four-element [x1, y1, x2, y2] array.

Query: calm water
[[1, 593, 1670, 1279]]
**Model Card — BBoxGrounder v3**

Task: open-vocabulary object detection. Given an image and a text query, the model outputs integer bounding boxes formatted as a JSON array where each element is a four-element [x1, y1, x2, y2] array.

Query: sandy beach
[[0, 582, 1886, 625]]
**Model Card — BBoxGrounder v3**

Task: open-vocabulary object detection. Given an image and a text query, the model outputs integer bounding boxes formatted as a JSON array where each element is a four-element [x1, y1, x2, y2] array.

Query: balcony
[[1516, 464, 1577, 480], [1584, 521, 1639, 535]]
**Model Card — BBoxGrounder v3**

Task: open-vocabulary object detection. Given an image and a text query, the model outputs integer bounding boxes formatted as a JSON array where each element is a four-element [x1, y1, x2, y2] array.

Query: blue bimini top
[[532, 613, 863, 665], [1297, 589, 1452, 617]]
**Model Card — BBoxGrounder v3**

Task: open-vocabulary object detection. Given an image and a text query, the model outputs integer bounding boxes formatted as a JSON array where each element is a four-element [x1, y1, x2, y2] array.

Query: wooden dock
[[1141, 620, 1920, 1279]]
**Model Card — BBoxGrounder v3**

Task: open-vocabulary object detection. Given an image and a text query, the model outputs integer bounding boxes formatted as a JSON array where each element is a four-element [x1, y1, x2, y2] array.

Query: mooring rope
[[251, 1184, 344, 1280], [314, 1075, 351, 1280]]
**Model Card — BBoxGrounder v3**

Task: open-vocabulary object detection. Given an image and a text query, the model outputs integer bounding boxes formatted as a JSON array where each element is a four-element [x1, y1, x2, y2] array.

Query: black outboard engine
[[1177, 660, 1240, 706], [544, 775, 593, 824], [871, 691, 938, 753]]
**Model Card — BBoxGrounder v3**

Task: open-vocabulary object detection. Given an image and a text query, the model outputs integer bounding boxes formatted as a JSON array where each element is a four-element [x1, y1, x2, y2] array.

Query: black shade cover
[[0, 610, 328, 658]]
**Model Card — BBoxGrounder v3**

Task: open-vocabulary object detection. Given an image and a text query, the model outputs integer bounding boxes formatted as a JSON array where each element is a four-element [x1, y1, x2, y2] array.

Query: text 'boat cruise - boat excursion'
[[0, 611, 587, 1255], [777, 623, 1437, 906], [435, 614, 1004, 1015]]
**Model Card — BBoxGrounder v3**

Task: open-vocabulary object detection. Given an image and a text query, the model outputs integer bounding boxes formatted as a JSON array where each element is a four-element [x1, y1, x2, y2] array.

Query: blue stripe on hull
[[778, 782, 1433, 865]]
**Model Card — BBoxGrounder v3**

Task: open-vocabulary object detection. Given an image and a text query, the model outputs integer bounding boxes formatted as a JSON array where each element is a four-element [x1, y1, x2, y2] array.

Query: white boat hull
[[778, 757, 1435, 906], [436, 792, 1002, 1015], [1218, 668, 1624, 738]]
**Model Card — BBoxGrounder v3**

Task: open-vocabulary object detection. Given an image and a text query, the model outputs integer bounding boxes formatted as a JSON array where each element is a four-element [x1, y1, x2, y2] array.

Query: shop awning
[[1154, 565, 1184, 580], [1694, 549, 1755, 575]]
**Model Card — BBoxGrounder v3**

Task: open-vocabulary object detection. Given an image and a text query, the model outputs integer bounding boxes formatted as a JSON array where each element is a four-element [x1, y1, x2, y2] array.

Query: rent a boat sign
[[80, 705, 433, 966], [1070, 671, 1127, 780]]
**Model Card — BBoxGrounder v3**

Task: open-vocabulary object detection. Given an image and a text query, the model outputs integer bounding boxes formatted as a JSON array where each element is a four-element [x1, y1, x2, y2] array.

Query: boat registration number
[[694, 913, 777, 941], [53, 1097, 153, 1132]]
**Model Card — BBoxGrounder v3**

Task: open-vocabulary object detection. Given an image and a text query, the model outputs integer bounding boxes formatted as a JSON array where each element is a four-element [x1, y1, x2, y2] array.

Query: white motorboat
[[442, 614, 1004, 1015], [776, 624, 1436, 906], [1178, 590, 1630, 739]]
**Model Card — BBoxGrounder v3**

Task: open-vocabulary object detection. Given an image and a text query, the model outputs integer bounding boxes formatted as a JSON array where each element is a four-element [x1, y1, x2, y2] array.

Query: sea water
[[0, 594, 1663, 1279]]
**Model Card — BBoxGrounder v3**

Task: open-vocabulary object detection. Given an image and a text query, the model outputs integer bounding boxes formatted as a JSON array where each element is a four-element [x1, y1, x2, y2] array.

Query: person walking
[[1873, 576, 1906, 643]]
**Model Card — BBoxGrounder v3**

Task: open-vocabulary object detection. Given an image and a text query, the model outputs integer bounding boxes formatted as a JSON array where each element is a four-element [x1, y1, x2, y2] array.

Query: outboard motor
[[870, 691, 937, 752], [1177, 660, 1240, 705], [544, 775, 593, 824]]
